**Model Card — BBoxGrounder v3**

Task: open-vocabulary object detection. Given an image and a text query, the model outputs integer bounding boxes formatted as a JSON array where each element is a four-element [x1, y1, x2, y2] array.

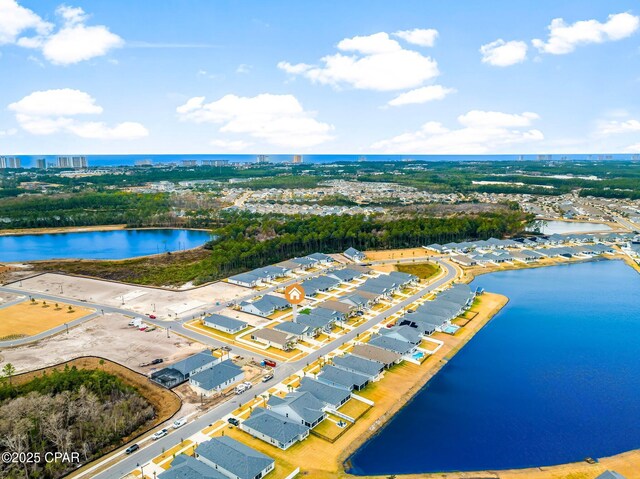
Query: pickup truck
[[151, 428, 168, 440]]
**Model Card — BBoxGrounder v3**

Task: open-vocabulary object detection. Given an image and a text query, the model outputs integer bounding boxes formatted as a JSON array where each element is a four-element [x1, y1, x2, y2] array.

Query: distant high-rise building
[[35, 158, 47, 169], [56, 156, 88, 168], [0, 156, 21, 168], [256, 155, 270, 164], [182, 160, 198, 167], [135, 159, 153, 166], [292, 155, 303, 164]]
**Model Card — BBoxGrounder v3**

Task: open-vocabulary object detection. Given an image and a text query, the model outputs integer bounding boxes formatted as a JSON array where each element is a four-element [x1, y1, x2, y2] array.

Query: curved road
[[83, 259, 457, 479]]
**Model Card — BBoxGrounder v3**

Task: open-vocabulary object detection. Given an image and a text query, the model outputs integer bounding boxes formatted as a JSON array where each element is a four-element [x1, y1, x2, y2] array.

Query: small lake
[[529, 220, 611, 234], [348, 260, 640, 474], [0, 229, 213, 262]]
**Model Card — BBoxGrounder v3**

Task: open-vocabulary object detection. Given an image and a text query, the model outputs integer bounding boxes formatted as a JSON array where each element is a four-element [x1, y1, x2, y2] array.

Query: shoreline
[[0, 224, 213, 237]]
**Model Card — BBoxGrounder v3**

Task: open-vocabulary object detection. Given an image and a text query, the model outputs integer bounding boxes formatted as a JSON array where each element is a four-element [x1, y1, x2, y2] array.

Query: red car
[[149, 314, 157, 319]]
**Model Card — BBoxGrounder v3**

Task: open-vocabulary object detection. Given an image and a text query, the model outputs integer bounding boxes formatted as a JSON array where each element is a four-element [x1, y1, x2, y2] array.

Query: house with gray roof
[[340, 292, 372, 310], [368, 335, 416, 356], [295, 312, 333, 333], [399, 315, 438, 336], [379, 325, 422, 344], [203, 314, 248, 334], [268, 391, 326, 428], [425, 243, 446, 253], [595, 471, 627, 479], [328, 267, 364, 283], [241, 407, 309, 450], [301, 276, 341, 297], [451, 254, 477, 266], [273, 321, 313, 339], [316, 300, 354, 318], [228, 272, 263, 288], [240, 294, 289, 317], [195, 436, 274, 479], [307, 252, 334, 264], [332, 354, 384, 380], [344, 247, 366, 262], [317, 365, 370, 391], [290, 256, 317, 269], [189, 359, 244, 397], [150, 351, 221, 388], [298, 377, 351, 408], [159, 454, 228, 479], [388, 270, 418, 285]]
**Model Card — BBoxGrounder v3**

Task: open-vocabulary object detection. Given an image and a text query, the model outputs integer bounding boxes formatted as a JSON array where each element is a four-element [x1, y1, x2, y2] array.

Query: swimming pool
[[443, 325, 459, 334], [412, 351, 425, 360]]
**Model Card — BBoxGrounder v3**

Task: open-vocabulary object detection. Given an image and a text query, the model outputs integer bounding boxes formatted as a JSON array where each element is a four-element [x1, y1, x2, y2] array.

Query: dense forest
[[0, 366, 154, 479], [38, 209, 530, 285]]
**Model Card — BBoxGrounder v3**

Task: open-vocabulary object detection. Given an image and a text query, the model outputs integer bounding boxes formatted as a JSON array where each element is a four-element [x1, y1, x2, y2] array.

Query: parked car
[[262, 373, 274, 382], [234, 384, 247, 395], [355, 311, 364, 316], [125, 444, 139, 454], [263, 359, 277, 368], [227, 417, 240, 426], [151, 429, 168, 440], [242, 381, 252, 390], [148, 314, 157, 319], [151, 358, 163, 365], [172, 417, 187, 429]]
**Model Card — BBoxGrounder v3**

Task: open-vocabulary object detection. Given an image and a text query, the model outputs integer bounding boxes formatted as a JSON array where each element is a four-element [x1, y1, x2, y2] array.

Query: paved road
[[88, 259, 457, 479]]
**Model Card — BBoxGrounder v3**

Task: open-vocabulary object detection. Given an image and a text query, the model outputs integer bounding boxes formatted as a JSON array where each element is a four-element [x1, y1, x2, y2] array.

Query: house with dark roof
[[368, 335, 416, 356], [203, 314, 248, 334], [268, 391, 326, 428], [150, 351, 221, 388], [240, 294, 289, 317], [298, 377, 351, 409], [195, 436, 275, 479], [158, 454, 228, 479], [332, 354, 384, 380], [241, 407, 309, 450], [344, 247, 366, 262], [189, 359, 244, 397], [317, 365, 370, 391]]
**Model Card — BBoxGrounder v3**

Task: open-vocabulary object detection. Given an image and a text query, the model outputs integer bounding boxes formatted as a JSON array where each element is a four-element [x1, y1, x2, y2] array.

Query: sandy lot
[[364, 247, 430, 261], [0, 312, 205, 374], [6, 273, 249, 320], [0, 299, 94, 339]]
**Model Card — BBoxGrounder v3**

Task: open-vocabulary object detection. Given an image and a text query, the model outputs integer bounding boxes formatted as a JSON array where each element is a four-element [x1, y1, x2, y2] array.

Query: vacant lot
[[396, 261, 440, 280], [0, 299, 93, 339]]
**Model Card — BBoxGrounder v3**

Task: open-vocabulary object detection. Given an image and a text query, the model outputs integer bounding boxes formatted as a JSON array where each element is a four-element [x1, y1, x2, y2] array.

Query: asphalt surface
[[85, 259, 456, 479]]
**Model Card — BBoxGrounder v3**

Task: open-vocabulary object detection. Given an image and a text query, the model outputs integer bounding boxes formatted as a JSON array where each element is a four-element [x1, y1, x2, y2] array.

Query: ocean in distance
[[348, 260, 640, 475], [10, 153, 638, 168]]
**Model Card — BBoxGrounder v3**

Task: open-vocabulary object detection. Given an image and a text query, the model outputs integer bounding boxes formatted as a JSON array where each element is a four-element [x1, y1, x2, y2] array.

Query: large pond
[[0, 229, 213, 262], [529, 220, 612, 234], [348, 260, 640, 474]]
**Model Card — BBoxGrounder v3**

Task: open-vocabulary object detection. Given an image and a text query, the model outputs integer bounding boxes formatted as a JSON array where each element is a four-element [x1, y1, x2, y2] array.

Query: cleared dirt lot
[[6, 273, 248, 320], [0, 299, 94, 339], [0, 312, 205, 374]]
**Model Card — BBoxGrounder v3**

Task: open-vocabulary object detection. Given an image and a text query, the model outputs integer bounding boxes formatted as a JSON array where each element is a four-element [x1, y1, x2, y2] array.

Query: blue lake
[[348, 260, 640, 474], [0, 229, 213, 262]]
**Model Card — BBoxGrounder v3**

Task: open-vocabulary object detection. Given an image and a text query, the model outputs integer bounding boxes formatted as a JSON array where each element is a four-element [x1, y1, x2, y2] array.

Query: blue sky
[[1, 0, 640, 154]]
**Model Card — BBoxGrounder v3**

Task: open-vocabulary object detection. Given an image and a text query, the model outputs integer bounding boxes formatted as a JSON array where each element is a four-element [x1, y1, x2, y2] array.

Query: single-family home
[[228, 272, 263, 288], [268, 391, 326, 428], [241, 407, 309, 450], [251, 328, 296, 351], [351, 343, 401, 367], [240, 294, 289, 317], [379, 325, 422, 344], [368, 335, 416, 356], [150, 351, 221, 388], [195, 437, 275, 479], [344, 247, 366, 262], [189, 359, 244, 397], [306, 252, 334, 264], [158, 454, 227, 479], [331, 354, 384, 380], [203, 314, 248, 334], [273, 321, 313, 339], [317, 365, 369, 391], [297, 377, 351, 409]]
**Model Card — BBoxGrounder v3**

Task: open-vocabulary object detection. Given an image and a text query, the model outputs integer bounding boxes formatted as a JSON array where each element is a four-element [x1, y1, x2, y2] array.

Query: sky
[[1, 0, 640, 155]]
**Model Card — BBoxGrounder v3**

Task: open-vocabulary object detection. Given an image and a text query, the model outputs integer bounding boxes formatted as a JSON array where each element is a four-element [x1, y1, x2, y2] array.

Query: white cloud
[[393, 28, 438, 47], [236, 64, 252, 74], [8, 88, 148, 140], [177, 93, 334, 148], [597, 119, 640, 135], [480, 39, 528, 66], [210, 139, 251, 151], [278, 31, 439, 91], [371, 110, 544, 154], [533, 12, 640, 55], [626, 143, 640, 152], [388, 85, 455, 107], [0, 0, 52, 45], [0, 127, 17, 137], [9, 3, 123, 65]]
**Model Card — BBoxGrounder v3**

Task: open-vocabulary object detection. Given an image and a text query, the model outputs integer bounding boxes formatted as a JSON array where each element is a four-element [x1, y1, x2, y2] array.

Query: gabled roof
[[245, 294, 289, 314], [189, 360, 243, 391], [295, 313, 333, 330], [329, 268, 362, 282], [228, 272, 261, 284], [595, 471, 627, 479], [243, 408, 308, 444], [332, 354, 383, 377], [203, 314, 247, 331], [344, 247, 365, 258], [167, 352, 218, 376], [298, 377, 351, 406], [379, 325, 422, 344], [269, 391, 325, 425], [158, 454, 228, 479], [307, 252, 334, 262], [368, 335, 415, 355], [274, 321, 310, 336], [195, 436, 274, 479], [352, 343, 401, 365], [340, 292, 370, 308], [252, 328, 292, 345], [290, 256, 317, 266], [317, 365, 369, 390]]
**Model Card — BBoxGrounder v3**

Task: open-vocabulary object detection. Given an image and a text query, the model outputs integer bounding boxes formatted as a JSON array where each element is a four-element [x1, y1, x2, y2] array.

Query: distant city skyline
[[1, 0, 640, 155]]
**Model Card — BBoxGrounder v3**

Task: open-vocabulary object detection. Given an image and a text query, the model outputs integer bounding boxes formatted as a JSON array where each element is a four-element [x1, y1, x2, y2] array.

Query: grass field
[[396, 261, 440, 280], [0, 299, 93, 339]]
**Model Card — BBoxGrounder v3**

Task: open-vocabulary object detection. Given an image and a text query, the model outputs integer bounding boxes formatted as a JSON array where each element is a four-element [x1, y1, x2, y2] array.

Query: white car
[[172, 417, 187, 429], [243, 381, 252, 389], [151, 428, 168, 440], [234, 384, 247, 395]]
